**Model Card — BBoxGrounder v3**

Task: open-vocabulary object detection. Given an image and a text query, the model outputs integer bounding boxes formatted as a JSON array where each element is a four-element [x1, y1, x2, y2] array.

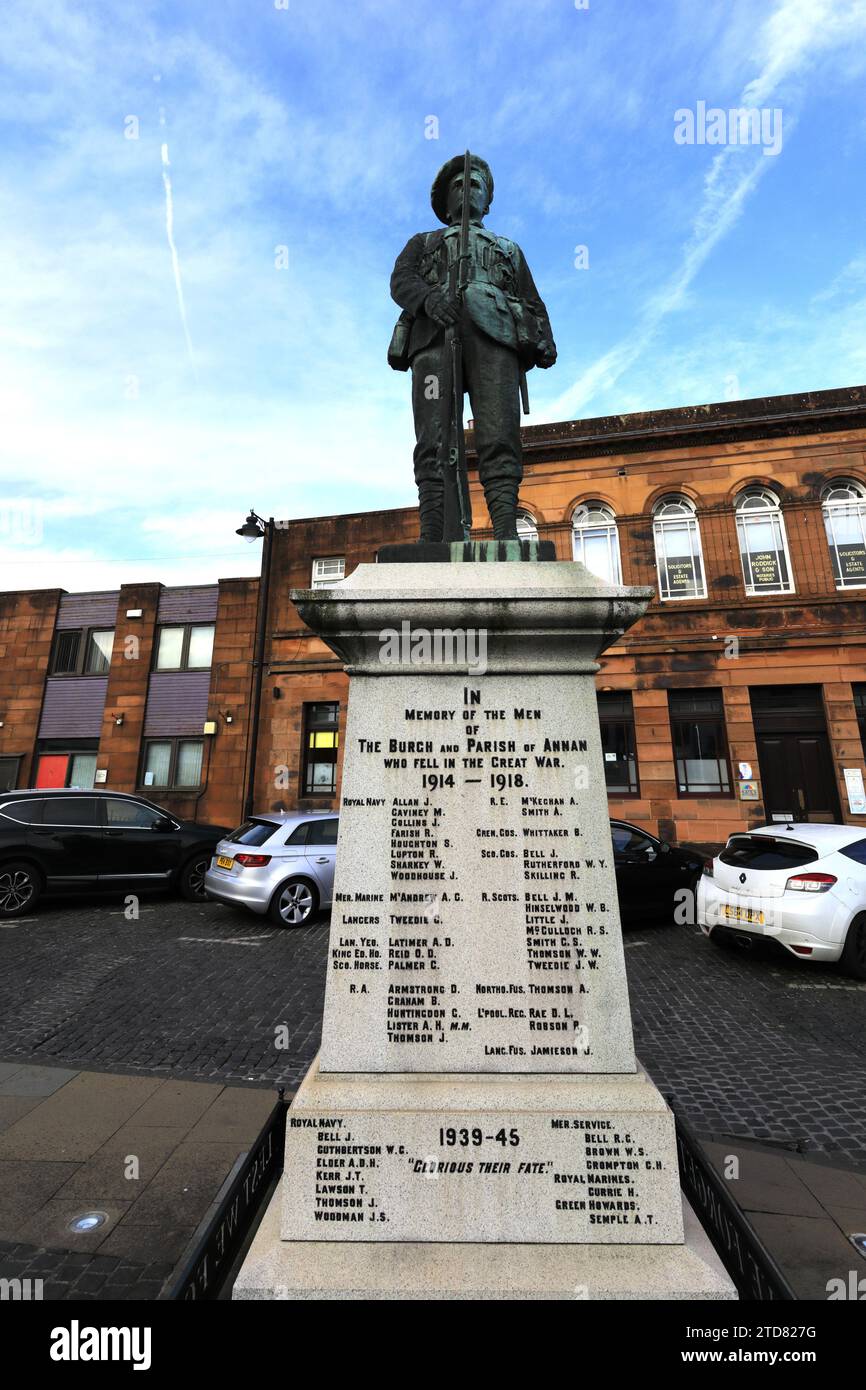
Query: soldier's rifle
[[441, 149, 474, 542]]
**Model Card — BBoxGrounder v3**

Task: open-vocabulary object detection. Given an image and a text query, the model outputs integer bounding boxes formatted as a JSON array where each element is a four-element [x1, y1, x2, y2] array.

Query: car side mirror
[[154, 817, 175, 831], [659, 841, 671, 854]]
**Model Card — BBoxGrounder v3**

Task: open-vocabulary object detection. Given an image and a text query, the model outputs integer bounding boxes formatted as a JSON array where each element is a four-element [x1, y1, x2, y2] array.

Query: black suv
[[0, 790, 230, 918]]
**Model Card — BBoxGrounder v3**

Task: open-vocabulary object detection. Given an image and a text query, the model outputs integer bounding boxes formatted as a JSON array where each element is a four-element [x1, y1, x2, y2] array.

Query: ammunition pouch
[[388, 310, 413, 372]]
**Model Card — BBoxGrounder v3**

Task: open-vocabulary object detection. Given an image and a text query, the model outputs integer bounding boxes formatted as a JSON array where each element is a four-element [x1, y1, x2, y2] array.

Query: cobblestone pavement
[[625, 924, 866, 1171], [0, 1240, 172, 1301], [0, 896, 328, 1091], [0, 896, 864, 1167]]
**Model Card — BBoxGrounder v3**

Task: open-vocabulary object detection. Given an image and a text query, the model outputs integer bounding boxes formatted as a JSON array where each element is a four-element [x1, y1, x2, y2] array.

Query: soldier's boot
[[417, 478, 445, 542], [485, 477, 520, 541]]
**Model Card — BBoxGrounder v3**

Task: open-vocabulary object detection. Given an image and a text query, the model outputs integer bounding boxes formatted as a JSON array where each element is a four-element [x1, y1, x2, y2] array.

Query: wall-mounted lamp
[[114, 714, 124, 727], [272, 687, 282, 700], [126, 608, 143, 619], [219, 710, 234, 725]]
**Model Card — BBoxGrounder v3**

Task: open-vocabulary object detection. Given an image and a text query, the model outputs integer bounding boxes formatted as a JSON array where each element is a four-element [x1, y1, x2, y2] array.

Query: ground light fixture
[[68, 1211, 109, 1233]]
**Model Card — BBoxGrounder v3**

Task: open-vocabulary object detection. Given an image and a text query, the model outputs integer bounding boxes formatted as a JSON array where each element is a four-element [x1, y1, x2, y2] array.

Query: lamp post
[[236, 509, 275, 821]]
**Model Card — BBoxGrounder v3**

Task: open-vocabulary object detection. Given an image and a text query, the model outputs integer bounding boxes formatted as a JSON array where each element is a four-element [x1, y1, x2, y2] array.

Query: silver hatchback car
[[204, 811, 337, 927]]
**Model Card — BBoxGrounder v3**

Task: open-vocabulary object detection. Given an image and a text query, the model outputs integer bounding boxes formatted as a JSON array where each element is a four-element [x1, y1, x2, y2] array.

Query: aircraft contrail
[[159, 121, 196, 378]]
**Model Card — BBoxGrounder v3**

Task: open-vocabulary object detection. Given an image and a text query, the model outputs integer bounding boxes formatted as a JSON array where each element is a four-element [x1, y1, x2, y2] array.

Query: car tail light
[[702, 860, 714, 878], [791, 945, 814, 955], [785, 873, 836, 893], [235, 854, 272, 868]]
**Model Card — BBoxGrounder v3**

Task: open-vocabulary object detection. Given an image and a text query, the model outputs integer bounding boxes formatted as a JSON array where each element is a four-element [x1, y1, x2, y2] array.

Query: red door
[[35, 755, 68, 788]]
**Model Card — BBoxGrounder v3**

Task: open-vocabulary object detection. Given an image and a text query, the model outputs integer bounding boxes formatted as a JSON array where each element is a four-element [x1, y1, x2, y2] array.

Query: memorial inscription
[[281, 1104, 682, 1244], [319, 672, 636, 1076]]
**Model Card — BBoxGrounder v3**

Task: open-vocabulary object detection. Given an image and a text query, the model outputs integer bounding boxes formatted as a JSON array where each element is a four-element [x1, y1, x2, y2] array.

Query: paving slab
[[113, 1178, 223, 1226], [824, 1203, 866, 1238], [154, 1140, 250, 1185], [96, 1221, 198, 1265], [747, 1211, 861, 1300], [183, 1086, 275, 1143], [702, 1141, 825, 1217], [0, 1064, 26, 1083], [54, 1154, 165, 1202], [0, 1097, 44, 1133], [0, 1161, 81, 1220], [122, 1079, 222, 1128], [0, 1066, 278, 1299], [95, 1124, 191, 1165], [0, 1072, 163, 1162], [0, 1065, 78, 1098], [786, 1156, 866, 1209]]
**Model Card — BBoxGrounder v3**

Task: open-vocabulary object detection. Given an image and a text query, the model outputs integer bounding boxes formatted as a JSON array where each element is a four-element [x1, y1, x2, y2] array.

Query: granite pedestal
[[233, 561, 736, 1300]]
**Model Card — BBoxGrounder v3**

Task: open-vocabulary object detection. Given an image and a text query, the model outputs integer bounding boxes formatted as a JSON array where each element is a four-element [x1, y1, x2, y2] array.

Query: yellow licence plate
[[216, 855, 234, 870], [723, 905, 764, 925]]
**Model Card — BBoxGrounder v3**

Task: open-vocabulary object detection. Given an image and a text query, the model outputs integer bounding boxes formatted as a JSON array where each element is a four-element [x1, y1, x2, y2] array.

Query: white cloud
[[537, 0, 866, 422]]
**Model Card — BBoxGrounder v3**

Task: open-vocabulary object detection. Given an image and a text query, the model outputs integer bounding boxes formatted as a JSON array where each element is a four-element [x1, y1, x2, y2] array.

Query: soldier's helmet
[[430, 154, 494, 225]]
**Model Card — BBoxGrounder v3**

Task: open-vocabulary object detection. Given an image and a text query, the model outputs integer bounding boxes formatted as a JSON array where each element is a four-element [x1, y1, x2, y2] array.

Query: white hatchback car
[[697, 823, 866, 979]]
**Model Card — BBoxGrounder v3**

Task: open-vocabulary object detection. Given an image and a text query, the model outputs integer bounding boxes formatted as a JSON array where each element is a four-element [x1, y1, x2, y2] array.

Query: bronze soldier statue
[[389, 153, 557, 543]]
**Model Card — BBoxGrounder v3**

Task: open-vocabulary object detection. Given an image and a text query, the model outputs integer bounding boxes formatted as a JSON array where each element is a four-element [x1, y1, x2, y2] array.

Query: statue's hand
[[424, 290, 460, 327], [536, 339, 557, 369]]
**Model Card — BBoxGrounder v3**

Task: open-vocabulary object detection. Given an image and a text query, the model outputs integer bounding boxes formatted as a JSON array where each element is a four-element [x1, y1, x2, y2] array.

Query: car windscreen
[[226, 819, 277, 846], [718, 835, 818, 871]]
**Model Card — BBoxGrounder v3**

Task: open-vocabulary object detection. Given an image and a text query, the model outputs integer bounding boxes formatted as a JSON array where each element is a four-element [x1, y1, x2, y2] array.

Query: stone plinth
[[233, 561, 736, 1300]]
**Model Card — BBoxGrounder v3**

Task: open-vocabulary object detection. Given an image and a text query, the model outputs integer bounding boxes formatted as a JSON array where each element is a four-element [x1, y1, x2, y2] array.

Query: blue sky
[[2, 0, 866, 590]]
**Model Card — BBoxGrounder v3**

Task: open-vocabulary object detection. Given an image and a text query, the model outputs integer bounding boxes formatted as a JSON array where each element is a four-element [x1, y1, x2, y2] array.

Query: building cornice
[[468, 383, 866, 468]]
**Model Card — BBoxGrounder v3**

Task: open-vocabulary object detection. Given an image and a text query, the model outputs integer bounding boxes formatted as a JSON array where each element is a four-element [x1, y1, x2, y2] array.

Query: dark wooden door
[[756, 733, 841, 823]]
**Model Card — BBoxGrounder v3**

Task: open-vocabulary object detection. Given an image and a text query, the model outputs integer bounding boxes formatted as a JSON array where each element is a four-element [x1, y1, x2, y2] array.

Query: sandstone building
[[3, 384, 866, 851]]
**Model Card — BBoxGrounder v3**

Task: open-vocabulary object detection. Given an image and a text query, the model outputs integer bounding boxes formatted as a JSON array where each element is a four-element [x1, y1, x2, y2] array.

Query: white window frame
[[652, 496, 707, 601], [311, 557, 346, 590], [572, 501, 622, 584], [822, 479, 866, 590], [515, 511, 538, 543], [735, 488, 795, 596]]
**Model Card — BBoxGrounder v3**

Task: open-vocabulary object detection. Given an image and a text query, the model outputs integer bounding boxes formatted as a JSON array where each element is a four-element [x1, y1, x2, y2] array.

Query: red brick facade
[[4, 385, 866, 851]]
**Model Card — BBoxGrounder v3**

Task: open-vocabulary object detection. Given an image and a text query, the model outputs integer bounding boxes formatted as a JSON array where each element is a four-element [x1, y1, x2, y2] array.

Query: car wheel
[[179, 853, 211, 902], [0, 862, 42, 918], [840, 914, 866, 981], [269, 878, 319, 928]]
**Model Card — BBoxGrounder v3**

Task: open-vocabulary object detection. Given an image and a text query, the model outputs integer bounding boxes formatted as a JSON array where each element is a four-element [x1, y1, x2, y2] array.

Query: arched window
[[822, 479, 866, 588], [734, 488, 794, 595], [652, 496, 706, 600], [572, 501, 622, 584], [516, 511, 538, 543]]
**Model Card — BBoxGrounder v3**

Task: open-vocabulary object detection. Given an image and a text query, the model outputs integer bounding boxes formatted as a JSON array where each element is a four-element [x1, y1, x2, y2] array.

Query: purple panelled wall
[[38, 678, 109, 736], [143, 671, 211, 737], [55, 592, 118, 630], [156, 586, 218, 624]]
